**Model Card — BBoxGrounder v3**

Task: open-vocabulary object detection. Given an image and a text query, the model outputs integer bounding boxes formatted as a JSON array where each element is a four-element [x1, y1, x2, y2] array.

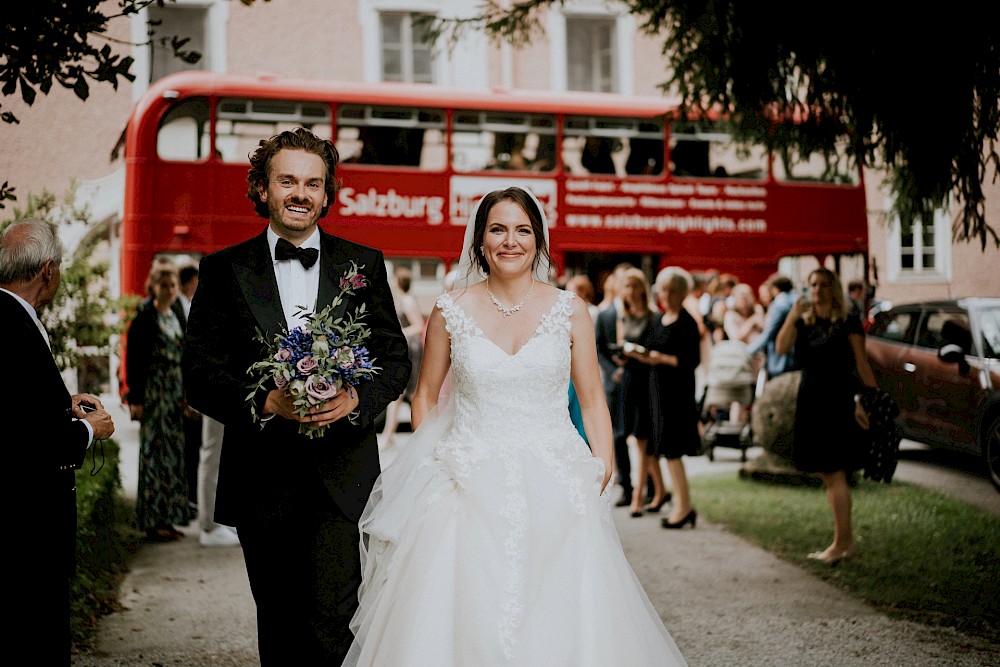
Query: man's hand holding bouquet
[[246, 262, 379, 438]]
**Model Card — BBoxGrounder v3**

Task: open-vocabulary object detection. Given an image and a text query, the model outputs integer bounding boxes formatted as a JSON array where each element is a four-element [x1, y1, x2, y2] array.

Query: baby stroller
[[699, 340, 756, 461]]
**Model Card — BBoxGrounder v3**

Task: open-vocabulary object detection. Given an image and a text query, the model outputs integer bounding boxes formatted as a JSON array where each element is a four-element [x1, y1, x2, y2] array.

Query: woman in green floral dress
[[126, 264, 191, 541]]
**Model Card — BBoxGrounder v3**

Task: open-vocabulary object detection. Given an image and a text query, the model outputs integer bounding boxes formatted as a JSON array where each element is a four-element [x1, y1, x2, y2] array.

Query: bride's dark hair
[[467, 187, 550, 277]]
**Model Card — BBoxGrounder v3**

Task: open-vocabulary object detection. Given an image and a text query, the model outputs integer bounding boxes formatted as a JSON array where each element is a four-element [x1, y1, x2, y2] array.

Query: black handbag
[[859, 388, 902, 483]]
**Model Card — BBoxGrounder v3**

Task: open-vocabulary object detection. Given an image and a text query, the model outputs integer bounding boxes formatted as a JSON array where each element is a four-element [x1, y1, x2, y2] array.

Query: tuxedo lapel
[[317, 231, 356, 323], [234, 233, 286, 341]]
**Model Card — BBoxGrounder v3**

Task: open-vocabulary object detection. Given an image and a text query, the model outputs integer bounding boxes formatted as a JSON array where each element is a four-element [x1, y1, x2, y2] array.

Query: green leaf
[[73, 76, 90, 101]]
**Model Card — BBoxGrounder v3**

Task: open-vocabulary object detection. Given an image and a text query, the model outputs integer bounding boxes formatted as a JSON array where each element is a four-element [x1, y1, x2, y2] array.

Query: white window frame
[[130, 0, 227, 104], [547, 2, 634, 94], [884, 190, 953, 283], [376, 11, 436, 84]]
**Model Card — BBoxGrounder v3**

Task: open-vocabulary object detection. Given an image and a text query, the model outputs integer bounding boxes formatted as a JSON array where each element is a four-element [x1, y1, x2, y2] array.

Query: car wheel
[[984, 413, 1000, 493]]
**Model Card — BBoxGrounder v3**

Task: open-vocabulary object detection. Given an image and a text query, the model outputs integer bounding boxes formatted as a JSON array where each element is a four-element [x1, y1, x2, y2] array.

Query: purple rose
[[273, 370, 288, 389], [274, 348, 292, 362], [296, 355, 319, 374], [305, 374, 338, 404], [335, 346, 356, 369]]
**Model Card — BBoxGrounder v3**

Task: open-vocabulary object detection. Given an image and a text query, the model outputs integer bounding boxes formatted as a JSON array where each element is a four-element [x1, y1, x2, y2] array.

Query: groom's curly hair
[[469, 187, 550, 276], [246, 127, 341, 219]]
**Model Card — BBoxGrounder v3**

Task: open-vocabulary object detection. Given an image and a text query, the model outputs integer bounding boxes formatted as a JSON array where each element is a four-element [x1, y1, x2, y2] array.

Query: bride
[[343, 186, 688, 666]]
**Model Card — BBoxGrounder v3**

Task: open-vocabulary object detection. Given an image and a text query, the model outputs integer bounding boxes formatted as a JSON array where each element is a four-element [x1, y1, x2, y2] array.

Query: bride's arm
[[410, 304, 451, 430], [568, 297, 614, 493]]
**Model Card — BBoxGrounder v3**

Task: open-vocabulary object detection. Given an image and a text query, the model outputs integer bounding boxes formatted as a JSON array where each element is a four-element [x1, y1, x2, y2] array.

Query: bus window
[[562, 116, 664, 177], [451, 111, 556, 173], [157, 97, 210, 161], [337, 105, 445, 169], [772, 138, 860, 185], [669, 121, 768, 180], [214, 98, 332, 163], [625, 137, 665, 175]]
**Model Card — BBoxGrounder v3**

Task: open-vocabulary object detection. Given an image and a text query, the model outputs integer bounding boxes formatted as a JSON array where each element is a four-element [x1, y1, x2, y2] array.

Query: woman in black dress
[[626, 267, 702, 529], [776, 268, 879, 565], [616, 267, 661, 517]]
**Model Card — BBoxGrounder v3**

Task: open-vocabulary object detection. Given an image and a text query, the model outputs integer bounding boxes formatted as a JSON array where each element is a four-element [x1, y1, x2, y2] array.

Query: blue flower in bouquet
[[246, 262, 379, 438]]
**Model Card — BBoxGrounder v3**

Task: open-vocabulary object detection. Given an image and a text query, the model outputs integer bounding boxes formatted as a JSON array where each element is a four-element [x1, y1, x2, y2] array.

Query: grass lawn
[[691, 472, 1000, 643]]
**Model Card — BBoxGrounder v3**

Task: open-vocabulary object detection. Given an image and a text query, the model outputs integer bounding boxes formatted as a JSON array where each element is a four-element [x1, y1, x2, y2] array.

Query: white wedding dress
[[344, 290, 687, 666]]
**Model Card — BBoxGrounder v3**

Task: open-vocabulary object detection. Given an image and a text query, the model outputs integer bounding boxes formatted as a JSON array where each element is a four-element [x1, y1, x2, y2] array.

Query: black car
[[866, 298, 1000, 491]]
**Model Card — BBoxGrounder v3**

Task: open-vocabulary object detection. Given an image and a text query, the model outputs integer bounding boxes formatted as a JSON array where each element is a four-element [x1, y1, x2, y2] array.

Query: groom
[[183, 128, 411, 664]]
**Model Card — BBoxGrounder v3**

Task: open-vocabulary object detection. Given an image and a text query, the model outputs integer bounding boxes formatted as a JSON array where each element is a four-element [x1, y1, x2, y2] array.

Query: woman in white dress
[[344, 186, 688, 666]]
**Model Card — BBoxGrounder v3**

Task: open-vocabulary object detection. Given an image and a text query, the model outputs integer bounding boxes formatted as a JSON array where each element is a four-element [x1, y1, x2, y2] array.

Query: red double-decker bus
[[121, 71, 868, 299]]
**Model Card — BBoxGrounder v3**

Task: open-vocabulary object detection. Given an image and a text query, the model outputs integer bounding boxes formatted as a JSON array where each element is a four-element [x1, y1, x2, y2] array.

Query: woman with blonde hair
[[776, 267, 879, 565], [616, 267, 669, 516]]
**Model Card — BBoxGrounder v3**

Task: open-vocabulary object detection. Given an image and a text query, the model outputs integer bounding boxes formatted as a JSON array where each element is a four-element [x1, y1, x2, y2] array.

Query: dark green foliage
[[70, 439, 141, 650]]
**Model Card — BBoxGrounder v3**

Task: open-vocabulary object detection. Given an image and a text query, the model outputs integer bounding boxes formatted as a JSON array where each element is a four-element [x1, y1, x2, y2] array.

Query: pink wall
[[227, 0, 363, 82]]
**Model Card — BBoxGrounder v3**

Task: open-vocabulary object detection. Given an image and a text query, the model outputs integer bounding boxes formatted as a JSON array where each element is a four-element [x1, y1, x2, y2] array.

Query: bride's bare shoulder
[[443, 284, 484, 304]]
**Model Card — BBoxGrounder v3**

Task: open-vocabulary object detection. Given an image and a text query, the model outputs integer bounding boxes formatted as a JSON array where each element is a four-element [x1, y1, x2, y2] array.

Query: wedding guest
[[126, 263, 191, 542], [724, 282, 765, 347], [197, 414, 240, 547], [344, 186, 688, 665], [631, 266, 702, 530], [748, 272, 797, 381], [183, 127, 410, 664], [381, 265, 424, 446], [595, 262, 637, 506], [616, 267, 669, 517], [1, 219, 116, 665], [776, 267, 879, 566]]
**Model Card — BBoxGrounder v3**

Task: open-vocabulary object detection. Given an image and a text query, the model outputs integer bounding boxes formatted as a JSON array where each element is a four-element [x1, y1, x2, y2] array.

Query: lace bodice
[[438, 289, 576, 440]]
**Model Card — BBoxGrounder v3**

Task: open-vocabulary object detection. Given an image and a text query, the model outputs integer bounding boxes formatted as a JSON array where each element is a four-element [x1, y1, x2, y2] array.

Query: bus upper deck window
[[215, 98, 332, 163], [669, 121, 768, 180], [337, 105, 445, 170], [157, 97, 210, 162]]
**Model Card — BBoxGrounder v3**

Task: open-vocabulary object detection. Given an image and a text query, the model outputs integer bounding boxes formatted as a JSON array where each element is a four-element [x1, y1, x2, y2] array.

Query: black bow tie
[[274, 237, 319, 269]]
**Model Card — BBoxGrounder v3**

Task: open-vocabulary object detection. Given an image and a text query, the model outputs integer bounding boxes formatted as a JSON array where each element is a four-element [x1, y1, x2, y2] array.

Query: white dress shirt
[[267, 227, 321, 330]]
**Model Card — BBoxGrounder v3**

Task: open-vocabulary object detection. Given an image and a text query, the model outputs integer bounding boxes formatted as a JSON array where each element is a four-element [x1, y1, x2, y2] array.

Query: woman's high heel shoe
[[807, 544, 856, 567], [644, 492, 672, 513], [661, 509, 696, 529]]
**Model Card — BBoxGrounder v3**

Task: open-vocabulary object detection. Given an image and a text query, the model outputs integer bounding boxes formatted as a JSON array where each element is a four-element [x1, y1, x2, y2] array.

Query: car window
[[915, 310, 970, 350], [869, 310, 914, 343], [981, 306, 1000, 359]]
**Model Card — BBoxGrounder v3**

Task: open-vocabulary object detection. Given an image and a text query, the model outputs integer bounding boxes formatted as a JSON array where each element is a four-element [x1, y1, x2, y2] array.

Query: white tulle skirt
[[343, 398, 688, 666]]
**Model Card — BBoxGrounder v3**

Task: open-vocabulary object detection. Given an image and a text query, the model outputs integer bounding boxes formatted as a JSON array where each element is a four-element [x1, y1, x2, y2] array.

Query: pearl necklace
[[486, 277, 534, 317]]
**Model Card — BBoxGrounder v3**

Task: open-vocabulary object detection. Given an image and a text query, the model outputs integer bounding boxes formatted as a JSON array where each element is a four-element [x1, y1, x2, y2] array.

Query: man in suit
[[0, 219, 116, 664], [594, 263, 635, 506], [183, 128, 410, 664]]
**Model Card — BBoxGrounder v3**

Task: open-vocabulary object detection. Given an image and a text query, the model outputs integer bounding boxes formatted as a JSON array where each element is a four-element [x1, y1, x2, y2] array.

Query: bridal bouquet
[[246, 262, 379, 438]]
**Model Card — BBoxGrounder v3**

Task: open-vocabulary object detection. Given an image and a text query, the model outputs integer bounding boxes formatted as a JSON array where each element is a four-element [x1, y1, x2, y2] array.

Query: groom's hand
[[264, 387, 360, 427]]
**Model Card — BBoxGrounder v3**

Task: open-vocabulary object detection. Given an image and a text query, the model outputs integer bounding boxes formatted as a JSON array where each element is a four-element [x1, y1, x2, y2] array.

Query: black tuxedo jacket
[[182, 230, 410, 527], [2, 289, 90, 662]]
